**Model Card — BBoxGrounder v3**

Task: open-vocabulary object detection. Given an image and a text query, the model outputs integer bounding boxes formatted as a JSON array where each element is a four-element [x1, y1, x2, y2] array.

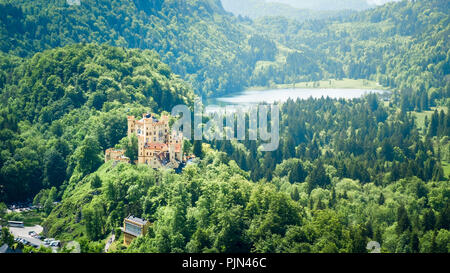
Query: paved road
[[9, 225, 43, 237], [9, 225, 44, 247], [105, 234, 115, 253]]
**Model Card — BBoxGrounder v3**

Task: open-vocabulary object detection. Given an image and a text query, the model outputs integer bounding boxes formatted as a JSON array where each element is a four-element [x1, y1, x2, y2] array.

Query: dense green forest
[[0, 43, 193, 203], [0, 0, 447, 100], [249, 0, 374, 11], [220, 0, 355, 21], [251, 0, 449, 104], [0, 0, 449, 253], [39, 94, 450, 253], [40, 149, 450, 253], [0, 0, 277, 96], [212, 95, 448, 183]]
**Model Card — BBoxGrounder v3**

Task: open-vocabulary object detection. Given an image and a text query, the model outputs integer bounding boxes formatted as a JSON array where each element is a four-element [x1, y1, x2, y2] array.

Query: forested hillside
[[220, 0, 353, 21], [0, 0, 447, 101], [264, 0, 374, 11], [43, 145, 450, 253], [212, 95, 448, 183], [220, 0, 394, 22], [251, 0, 450, 107], [0, 0, 448, 254], [0, 43, 193, 203], [0, 0, 277, 96]]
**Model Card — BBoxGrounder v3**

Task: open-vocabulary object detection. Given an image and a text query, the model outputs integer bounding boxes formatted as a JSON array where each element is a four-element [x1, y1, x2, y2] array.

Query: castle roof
[[144, 143, 168, 151], [125, 215, 148, 226], [106, 148, 123, 152]]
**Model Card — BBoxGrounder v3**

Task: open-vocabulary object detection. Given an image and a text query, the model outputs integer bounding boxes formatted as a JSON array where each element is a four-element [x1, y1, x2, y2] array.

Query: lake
[[208, 88, 387, 107]]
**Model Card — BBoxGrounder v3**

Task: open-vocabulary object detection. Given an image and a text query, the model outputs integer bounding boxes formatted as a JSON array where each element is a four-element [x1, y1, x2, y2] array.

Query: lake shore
[[211, 87, 386, 106], [247, 78, 387, 91]]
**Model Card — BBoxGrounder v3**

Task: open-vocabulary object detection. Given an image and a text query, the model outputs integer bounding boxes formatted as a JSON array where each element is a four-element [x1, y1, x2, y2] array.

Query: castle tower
[[137, 135, 145, 164], [123, 113, 185, 168], [169, 143, 175, 162], [127, 116, 136, 137]]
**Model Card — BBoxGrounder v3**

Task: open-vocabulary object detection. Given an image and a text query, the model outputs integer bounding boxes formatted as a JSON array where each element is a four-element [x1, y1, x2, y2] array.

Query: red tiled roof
[[144, 143, 168, 151], [173, 143, 182, 153]]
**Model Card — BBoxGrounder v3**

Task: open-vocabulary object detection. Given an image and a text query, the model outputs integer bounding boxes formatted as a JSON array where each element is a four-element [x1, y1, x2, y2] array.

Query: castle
[[105, 113, 184, 169]]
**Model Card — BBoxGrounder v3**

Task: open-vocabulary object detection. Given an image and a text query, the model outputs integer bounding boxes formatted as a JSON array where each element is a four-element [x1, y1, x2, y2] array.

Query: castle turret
[[127, 116, 136, 137]]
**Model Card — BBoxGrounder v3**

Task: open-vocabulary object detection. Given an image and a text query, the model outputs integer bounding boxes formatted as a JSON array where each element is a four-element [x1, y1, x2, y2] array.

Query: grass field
[[410, 106, 448, 133], [249, 78, 386, 91], [410, 106, 450, 179]]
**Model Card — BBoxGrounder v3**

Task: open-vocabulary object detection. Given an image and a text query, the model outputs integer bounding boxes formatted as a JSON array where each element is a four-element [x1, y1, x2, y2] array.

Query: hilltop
[[0, 43, 193, 203], [0, 0, 272, 96], [0, 0, 448, 99]]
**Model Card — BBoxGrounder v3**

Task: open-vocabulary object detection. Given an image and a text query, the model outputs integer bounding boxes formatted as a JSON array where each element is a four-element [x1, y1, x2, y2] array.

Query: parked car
[[43, 238, 52, 245], [50, 240, 61, 247]]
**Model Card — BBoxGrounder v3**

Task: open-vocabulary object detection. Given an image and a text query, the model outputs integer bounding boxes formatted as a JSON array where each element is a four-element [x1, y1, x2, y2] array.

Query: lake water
[[209, 88, 386, 107]]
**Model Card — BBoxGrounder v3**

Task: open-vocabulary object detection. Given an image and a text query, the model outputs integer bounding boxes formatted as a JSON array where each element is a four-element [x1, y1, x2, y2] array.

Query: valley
[[0, 0, 448, 254]]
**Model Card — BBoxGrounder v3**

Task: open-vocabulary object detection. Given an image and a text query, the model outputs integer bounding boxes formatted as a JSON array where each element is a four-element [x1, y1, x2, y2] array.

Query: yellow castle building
[[105, 113, 184, 169], [122, 215, 151, 246]]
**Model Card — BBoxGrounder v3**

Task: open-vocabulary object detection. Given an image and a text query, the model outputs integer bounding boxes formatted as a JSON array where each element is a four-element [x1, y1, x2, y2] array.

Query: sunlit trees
[[83, 205, 106, 241], [307, 161, 331, 193], [121, 134, 139, 164], [74, 136, 103, 176], [396, 205, 412, 234], [90, 174, 102, 189], [0, 227, 14, 247]]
